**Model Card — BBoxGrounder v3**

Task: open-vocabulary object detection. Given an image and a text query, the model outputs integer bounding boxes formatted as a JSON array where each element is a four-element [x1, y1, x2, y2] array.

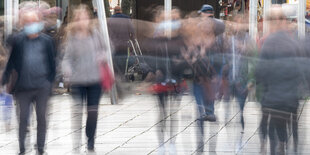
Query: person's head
[[114, 6, 122, 14], [171, 8, 181, 20], [67, 4, 94, 35], [154, 7, 182, 38], [198, 4, 214, 18], [266, 5, 287, 33], [20, 10, 44, 38]]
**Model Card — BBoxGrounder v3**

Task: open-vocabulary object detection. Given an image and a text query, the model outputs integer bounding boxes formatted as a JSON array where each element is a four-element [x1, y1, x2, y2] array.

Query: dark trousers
[[16, 84, 52, 152], [156, 92, 181, 144], [71, 83, 102, 142], [232, 83, 248, 129], [193, 83, 215, 117], [260, 108, 270, 141], [261, 108, 290, 155]]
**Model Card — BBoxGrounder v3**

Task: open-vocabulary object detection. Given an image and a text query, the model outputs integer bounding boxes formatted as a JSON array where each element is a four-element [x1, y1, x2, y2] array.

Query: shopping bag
[[100, 62, 115, 91], [149, 80, 188, 94], [0, 93, 13, 122]]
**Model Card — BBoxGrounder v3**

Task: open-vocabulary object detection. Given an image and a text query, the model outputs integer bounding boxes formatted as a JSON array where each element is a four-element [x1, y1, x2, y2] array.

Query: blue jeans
[[193, 82, 215, 119]]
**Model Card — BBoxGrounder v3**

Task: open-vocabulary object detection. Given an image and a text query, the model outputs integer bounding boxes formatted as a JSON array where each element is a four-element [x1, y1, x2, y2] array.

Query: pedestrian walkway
[[0, 93, 309, 155]]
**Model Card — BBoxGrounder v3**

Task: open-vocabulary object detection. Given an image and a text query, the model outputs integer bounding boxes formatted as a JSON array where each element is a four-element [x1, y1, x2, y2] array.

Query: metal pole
[[13, 0, 19, 29], [263, 0, 271, 34], [96, 0, 118, 105], [298, 0, 306, 39], [249, 0, 258, 40], [232, 36, 236, 81], [4, 0, 13, 42], [164, 0, 172, 39]]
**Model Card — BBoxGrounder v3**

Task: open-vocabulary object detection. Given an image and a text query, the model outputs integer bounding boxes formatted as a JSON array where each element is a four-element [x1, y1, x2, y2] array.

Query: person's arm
[[213, 19, 225, 36], [47, 38, 56, 83], [1, 42, 17, 86], [61, 38, 73, 78]]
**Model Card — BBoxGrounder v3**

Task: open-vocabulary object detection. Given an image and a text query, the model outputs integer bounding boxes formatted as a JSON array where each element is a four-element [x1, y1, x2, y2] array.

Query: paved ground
[[0, 90, 309, 155]]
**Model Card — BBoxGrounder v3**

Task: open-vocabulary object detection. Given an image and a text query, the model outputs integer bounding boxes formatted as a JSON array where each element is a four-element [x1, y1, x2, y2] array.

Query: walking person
[[228, 15, 255, 131], [197, 4, 226, 121], [1, 9, 56, 155], [149, 8, 187, 154], [62, 5, 106, 152], [181, 16, 220, 152], [255, 6, 303, 155]]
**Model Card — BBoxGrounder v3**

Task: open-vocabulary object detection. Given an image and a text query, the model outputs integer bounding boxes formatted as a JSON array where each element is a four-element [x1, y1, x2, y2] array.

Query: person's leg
[[204, 98, 216, 122], [193, 83, 205, 152], [85, 83, 102, 150], [70, 85, 85, 151], [157, 93, 167, 141], [236, 92, 247, 130], [204, 100, 215, 116], [275, 111, 289, 155], [34, 84, 52, 153], [260, 108, 269, 153], [16, 91, 34, 153], [169, 93, 181, 144], [203, 80, 216, 121], [193, 83, 205, 120], [268, 111, 277, 155], [292, 108, 298, 152]]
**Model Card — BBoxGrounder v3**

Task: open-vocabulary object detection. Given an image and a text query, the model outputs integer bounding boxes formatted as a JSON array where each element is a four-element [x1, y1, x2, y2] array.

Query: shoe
[[158, 146, 165, 155], [87, 138, 95, 151], [277, 142, 285, 155], [38, 148, 44, 155], [169, 143, 176, 155], [204, 115, 216, 122], [19, 148, 25, 155], [26, 127, 30, 132]]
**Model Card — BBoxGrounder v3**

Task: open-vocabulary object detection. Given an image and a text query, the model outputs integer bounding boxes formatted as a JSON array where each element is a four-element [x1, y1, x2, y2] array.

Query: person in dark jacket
[[197, 4, 226, 122], [108, 6, 135, 77], [111, 6, 131, 19], [1, 10, 56, 155], [255, 6, 303, 155], [181, 15, 224, 152], [149, 8, 188, 154]]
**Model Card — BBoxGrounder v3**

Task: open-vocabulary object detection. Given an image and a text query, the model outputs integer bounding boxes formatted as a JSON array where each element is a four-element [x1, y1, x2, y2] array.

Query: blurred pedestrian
[[62, 5, 106, 152], [227, 15, 255, 131], [181, 16, 219, 152], [1, 9, 56, 155], [111, 6, 131, 19], [255, 6, 303, 155], [108, 6, 135, 78], [197, 4, 227, 122], [149, 8, 187, 155]]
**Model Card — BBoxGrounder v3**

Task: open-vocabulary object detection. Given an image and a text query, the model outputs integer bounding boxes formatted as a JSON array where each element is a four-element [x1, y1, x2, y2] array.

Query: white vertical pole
[[96, 0, 118, 105], [263, 0, 271, 34], [298, 0, 306, 39], [232, 36, 236, 81], [13, 0, 19, 29], [249, 0, 258, 40], [4, 0, 13, 42], [164, 0, 172, 39]]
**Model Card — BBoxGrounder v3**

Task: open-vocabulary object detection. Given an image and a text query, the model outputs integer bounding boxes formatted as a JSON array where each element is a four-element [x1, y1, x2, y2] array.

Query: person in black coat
[[255, 6, 304, 155], [1, 10, 56, 155]]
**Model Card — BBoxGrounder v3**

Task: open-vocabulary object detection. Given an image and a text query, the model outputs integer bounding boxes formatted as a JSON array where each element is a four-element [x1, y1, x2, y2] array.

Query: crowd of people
[[0, 1, 310, 155]]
